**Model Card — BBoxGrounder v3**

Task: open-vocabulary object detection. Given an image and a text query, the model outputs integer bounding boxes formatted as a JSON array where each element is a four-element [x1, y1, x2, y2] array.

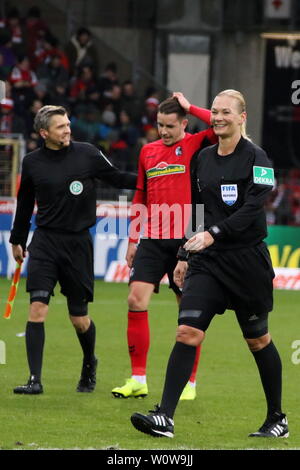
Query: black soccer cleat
[[249, 412, 289, 438], [76, 358, 98, 393], [13, 375, 44, 395], [131, 405, 174, 438]]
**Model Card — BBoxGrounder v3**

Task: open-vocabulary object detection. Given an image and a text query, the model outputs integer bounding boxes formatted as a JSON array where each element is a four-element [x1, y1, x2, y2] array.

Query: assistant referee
[[10, 105, 136, 394], [131, 89, 288, 439]]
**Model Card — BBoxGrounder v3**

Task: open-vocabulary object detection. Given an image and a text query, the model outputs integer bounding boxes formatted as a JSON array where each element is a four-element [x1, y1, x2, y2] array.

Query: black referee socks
[[252, 340, 282, 417], [76, 320, 96, 364], [26, 321, 45, 382], [160, 341, 197, 418]]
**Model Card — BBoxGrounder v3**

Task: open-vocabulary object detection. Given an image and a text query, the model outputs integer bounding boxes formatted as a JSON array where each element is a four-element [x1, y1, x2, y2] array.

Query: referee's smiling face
[[211, 95, 246, 139], [157, 112, 188, 146], [42, 114, 71, 150]]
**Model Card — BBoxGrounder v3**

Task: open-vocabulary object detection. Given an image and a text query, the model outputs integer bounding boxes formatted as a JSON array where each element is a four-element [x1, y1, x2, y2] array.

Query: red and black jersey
[[129, 105, 216, 241]]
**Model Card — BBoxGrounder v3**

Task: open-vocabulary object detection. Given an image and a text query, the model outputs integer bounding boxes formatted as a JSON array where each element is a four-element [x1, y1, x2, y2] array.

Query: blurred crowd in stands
[[0, 5, 299, 223], [0, 5, 161, 176], [265, 169, 300, 227]]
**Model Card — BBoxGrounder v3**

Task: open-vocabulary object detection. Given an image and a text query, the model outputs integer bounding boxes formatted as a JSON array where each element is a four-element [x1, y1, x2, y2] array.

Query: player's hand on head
[[172, 92, 191, 112]]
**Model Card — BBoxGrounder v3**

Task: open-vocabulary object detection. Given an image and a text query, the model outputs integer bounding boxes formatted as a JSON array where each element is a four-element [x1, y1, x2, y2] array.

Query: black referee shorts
[[178, 242, 274, 338], [27, 228, 94, 303], [129, 238, 182, 296]]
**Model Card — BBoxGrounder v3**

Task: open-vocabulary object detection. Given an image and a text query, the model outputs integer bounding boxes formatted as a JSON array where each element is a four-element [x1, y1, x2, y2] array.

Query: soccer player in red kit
[[112, 93, 216, 400]]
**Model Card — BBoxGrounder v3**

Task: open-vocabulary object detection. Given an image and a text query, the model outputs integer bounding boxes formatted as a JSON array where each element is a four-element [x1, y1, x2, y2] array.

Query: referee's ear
[[40, 129, 47, 140]]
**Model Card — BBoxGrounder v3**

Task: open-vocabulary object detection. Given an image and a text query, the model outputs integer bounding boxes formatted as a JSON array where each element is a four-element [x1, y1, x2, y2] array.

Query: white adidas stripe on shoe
[[131, 405, 174, 438], [249, 413, 289, 438]]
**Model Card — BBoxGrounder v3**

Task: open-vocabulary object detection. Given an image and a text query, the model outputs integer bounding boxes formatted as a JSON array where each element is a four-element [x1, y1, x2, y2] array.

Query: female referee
[[130, 89, 288, 439]]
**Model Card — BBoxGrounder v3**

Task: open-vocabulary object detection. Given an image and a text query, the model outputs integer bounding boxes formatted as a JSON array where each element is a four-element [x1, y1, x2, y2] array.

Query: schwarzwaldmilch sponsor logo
[[146, 161, 185, 179]]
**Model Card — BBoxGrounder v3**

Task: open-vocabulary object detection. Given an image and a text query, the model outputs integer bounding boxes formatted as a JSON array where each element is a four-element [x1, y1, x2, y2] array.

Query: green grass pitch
[[0, 278, 299, 450]]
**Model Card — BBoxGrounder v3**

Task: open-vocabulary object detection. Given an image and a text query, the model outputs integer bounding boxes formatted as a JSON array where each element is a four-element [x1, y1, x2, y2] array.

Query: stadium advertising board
[[265, 225, 300, 289]]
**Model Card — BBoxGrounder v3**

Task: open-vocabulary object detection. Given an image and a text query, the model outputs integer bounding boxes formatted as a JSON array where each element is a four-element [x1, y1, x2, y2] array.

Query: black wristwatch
[[177, 246, 189, 261], [208, 225, 221, 239]]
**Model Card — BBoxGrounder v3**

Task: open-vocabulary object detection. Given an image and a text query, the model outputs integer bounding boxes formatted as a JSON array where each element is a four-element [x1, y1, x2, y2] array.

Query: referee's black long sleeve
[[10, 141, 137, 247], [9, 164, 35, 249], [194, 137, 273, 249], [216, 179, 271, 238], [93, 149, 136, 188]]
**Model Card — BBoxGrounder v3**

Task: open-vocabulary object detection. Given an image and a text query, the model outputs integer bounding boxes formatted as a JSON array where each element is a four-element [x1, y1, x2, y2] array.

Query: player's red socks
[[189, 344, 201, 383], [127, 310, 150, 376]]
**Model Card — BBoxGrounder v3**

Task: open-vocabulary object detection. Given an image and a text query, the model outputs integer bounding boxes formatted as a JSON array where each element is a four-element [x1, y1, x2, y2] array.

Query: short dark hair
[[34, 105, 67, 132], [158, 97, 187, 118]]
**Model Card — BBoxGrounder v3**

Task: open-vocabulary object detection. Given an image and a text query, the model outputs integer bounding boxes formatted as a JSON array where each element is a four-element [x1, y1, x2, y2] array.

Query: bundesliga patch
[[221, 184, 238, 206], [69, 180, 83, 195], [146, 162, 185, 179], [253, 166, 274, 186]]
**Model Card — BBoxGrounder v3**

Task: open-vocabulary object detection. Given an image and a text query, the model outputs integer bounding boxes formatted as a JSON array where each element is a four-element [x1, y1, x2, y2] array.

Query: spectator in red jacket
[[9, 54, 38, 115], [24, 6, 49, 67]]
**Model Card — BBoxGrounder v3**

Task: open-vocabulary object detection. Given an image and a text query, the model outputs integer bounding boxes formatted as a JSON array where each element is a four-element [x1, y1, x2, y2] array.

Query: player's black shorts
[[129, 238, 182, 296], [26, 228, 94, 302], [178, 242, 274, 338]]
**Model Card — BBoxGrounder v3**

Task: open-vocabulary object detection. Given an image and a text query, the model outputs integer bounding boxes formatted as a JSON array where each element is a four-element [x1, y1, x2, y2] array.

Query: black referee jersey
[[9, 141, 136, 248], [194, 136, 274, 250], [180, 136, 275, 314]]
